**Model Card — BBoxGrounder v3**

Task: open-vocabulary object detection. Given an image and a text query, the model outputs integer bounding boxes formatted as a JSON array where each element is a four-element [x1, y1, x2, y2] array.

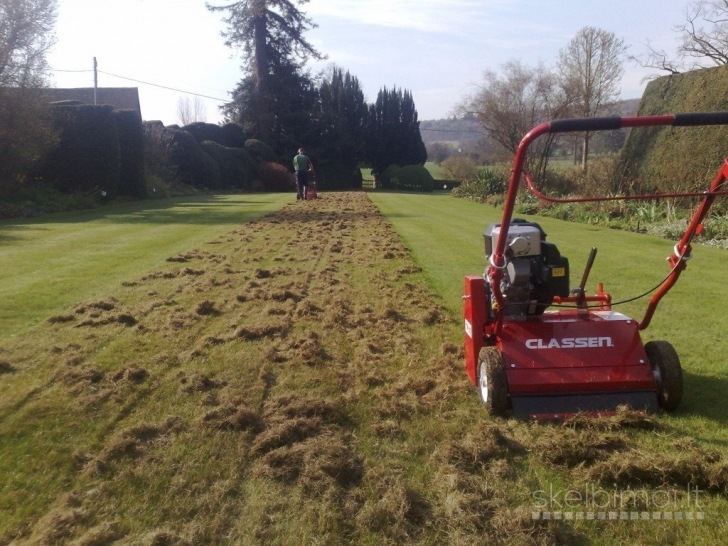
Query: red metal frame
[[464, 112, 728, 417], [490, 113, 728, 335]]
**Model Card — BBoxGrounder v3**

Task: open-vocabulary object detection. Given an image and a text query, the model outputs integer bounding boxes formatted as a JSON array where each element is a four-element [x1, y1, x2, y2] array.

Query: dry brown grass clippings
[[111, 365, 149, 384], [234, 320, 289, 340], [432, 424, 521, 472], [294, 300, 323, 317], [179, 371, 225, 394], [532, 428, 627, 468], [167, 254, 191, 262], [23, 507, 90, 545], [562, 405, 661, 431], [585, 442, 728, 491], [195, 300, 218, 315], [370, 420, 403, 438], [355, 466, 430, 537], [88, 417, 184, 473], [249, 417, 322, 456], [71, 521, 125, 545], [201, 401, 264, 433]]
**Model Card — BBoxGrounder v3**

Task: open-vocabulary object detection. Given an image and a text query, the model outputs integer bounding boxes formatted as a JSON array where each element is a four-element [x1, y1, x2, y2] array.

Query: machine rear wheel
[[477, 347, 510, 417], [645, 340, 683, 411]]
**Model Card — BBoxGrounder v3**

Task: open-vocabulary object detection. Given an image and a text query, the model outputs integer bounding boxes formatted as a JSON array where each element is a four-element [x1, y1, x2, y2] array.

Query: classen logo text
[[525, 337, 614, 349]]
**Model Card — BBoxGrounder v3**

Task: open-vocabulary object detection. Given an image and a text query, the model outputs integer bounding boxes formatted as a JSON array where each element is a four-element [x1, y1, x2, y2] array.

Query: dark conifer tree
[[207, 0, 324, 143], [367, 86, 427, 174]]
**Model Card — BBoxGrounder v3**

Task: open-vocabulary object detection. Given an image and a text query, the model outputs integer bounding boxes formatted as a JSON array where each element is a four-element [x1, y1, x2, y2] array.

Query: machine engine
[[484, 219, 570, 317]]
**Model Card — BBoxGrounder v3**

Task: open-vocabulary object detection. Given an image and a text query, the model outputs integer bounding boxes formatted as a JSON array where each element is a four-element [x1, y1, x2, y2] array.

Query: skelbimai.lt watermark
[[532, 483, 705, 521]]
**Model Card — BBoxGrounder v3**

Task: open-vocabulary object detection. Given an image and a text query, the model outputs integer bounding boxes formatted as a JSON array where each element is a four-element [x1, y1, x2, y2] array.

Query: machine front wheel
[[477, 347, 510, 417], [645, 340, 683, 411]]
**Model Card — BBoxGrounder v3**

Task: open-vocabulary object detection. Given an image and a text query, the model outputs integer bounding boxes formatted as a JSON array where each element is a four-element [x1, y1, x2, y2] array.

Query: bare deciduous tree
[[0, 0, 57, 87], [558, 26, 627, 172], [460, 60, 571, 178], [677, 0, 728, 66], [0, 0, 58, 193], [176, 95, 208, 125], [632, 1, 728, 76]]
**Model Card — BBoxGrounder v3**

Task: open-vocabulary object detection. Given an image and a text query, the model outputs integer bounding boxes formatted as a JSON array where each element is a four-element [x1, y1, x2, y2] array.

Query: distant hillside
[[420, 99, 641, 148], [420, 117, 485, 148]]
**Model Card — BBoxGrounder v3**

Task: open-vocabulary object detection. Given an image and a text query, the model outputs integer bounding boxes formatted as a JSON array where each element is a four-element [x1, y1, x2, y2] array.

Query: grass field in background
[[0, 194, 292, 340]]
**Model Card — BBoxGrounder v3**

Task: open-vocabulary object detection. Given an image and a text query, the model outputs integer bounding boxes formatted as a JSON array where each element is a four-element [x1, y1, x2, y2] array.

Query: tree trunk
[[581, 131, 590, 173]]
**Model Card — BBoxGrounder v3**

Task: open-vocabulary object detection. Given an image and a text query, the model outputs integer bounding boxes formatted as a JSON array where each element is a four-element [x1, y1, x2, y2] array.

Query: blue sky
[[48, 0, 692, 125]]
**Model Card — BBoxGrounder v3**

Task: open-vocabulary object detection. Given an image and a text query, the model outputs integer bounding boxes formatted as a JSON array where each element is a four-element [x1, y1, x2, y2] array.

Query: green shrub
[[451, 167, 507, 201], [252, 161, 294, 192], [200, 141, 254, 190]]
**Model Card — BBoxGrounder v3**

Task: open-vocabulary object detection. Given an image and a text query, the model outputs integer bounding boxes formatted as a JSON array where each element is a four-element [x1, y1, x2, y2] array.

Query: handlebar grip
[[548, 116, 623, 134], [673, 112, 728, 126]]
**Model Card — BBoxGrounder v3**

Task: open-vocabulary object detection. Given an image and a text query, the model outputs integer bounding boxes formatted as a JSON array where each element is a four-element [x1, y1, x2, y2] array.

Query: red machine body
[[464, 112, 728, 419], [306, 169, 318, 200]]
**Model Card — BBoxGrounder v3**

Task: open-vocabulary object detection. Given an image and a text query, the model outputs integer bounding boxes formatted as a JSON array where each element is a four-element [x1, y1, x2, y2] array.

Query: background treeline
[[0, 66, 429, 217]]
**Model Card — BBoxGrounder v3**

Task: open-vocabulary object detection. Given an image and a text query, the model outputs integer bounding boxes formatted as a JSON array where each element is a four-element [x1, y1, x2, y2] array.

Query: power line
[[98, 70, 229, 102], [49, 67, 230, 102]]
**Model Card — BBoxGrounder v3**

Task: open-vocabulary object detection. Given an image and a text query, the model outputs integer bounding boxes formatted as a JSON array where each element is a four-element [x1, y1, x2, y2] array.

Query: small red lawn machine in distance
[[463, 112, 728, 419], [306, 167, 318, 200]]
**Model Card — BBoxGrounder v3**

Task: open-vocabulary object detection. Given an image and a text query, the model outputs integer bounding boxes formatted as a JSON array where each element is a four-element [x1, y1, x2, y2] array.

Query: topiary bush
[[183, 122, 225, 146], [164, 127, 221, 189], [245, 139, 277, 163], [200, 140, 254, 190]]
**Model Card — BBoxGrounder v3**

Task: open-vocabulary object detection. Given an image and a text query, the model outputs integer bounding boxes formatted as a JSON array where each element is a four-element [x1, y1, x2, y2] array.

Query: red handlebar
[[488, 112, 728, 335]]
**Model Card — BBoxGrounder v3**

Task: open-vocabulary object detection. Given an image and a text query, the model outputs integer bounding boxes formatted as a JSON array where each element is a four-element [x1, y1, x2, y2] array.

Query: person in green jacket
[[293, 148, 313, 200]]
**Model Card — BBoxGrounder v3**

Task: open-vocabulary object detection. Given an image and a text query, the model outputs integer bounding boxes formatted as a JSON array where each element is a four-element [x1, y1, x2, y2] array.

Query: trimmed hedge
[[114, 110, 146, 198], [623, 64, 728, 191], [43, 103, 120, 197], [379, 164, 434, 192]]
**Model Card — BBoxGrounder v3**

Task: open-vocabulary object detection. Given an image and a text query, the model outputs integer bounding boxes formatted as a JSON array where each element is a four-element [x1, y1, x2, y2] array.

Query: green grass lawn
[[0, 194, 292, 340], [2, 190, 728, 544]]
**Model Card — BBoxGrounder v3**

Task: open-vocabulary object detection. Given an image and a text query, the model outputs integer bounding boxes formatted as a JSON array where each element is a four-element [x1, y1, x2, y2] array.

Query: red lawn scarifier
[[463, 112, 728, 419]]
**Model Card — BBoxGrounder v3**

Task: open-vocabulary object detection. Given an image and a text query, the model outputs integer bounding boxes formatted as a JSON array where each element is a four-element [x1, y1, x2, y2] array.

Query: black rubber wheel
[[477, 346, 511, 417], [645, 340, 683, 411]]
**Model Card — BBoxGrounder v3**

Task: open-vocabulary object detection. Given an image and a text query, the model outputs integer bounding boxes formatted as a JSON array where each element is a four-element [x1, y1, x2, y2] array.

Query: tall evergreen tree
[[367, 86, 427, 174], [315, 67, 368, 187], [207, 0, 324, 143]]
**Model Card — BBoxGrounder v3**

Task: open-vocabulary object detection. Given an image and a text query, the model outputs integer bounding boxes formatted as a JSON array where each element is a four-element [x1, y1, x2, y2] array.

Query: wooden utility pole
[[93, 57, 98, 105]]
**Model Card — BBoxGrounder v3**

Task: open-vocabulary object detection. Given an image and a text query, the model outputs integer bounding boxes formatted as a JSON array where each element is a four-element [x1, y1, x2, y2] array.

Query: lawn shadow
[[0, 194, 288, 228], [679, 370, 728, 423]]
